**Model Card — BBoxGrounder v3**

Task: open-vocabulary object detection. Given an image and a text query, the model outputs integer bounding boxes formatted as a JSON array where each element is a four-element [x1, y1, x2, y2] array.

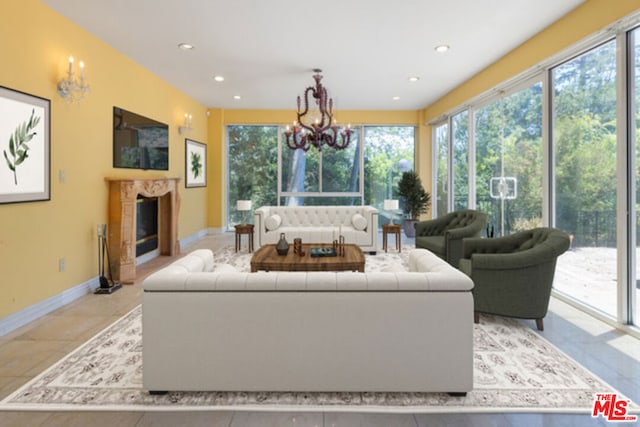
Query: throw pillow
[[265, 214, 282, 231], [351, 213, 368, 231]]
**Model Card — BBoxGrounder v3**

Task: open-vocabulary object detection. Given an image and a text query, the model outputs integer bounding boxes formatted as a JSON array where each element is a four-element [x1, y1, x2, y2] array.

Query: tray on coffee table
[[250, 243, 364, 272]]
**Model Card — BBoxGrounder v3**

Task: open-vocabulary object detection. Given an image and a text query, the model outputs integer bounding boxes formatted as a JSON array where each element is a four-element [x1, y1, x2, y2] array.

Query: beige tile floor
[[0, 232, 638, 426]]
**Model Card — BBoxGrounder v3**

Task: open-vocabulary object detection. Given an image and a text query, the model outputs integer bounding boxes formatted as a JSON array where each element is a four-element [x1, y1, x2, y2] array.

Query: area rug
[[0, 247, 636, 413]]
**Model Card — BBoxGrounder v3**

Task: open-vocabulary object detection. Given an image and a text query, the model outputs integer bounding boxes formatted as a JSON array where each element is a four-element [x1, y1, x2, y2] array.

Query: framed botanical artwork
[[0, 86, 50, 204], [185, 138, 206, 188]]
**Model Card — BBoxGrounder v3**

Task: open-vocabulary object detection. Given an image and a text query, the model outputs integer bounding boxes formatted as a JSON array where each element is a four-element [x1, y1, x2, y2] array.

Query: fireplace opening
[[136, 195, 158, 257]]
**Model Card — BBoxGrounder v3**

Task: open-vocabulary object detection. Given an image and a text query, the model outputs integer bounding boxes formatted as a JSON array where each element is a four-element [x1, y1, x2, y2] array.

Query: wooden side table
[[382, 223, 401, 253], [235, 224, 254, 252]]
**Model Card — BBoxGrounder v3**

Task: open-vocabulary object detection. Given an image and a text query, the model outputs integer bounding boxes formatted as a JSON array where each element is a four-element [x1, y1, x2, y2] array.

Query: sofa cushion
[[265, 214, 282, 231], [351, 213, 368, 231]]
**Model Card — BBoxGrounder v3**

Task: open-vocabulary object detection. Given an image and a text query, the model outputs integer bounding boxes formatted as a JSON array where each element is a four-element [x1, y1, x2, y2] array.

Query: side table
[[235, 224, 254, 253], [382, 223, 401, 253]]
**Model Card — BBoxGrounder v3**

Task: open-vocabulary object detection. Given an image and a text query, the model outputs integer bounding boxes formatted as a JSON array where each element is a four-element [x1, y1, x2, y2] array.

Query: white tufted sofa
[[142, 248, 474, 394], [254, 205, 379, 253]]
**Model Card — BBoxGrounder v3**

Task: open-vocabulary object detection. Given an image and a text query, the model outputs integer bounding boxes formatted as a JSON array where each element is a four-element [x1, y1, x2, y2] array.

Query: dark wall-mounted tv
[[113, 106, 169, 170]]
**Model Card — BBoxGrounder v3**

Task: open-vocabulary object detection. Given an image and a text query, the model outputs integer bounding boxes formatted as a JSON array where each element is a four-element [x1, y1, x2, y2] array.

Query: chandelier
[[284, 69, 353, 151]]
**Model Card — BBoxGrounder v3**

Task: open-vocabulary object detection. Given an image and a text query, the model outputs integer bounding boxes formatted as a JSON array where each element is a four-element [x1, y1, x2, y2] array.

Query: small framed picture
[[185, 138, 206, 188], [0, 86, 50, 204]]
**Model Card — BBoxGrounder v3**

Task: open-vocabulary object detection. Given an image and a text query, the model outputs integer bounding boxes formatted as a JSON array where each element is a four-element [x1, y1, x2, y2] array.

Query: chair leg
[[535, 318, 544, 331], [474, 312, 479, 324]]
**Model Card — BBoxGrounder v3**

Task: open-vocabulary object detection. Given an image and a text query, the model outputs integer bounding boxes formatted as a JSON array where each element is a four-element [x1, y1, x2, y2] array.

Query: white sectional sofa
[[142, 248, 474, 394], [254, 205, 379, 253]]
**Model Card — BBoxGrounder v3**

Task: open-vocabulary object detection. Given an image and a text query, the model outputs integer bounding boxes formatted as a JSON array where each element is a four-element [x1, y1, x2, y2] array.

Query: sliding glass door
[[632, 28, 640, 324], [434, 123, 449, 217], [552, 40, 618, 317], [474, 82, 543, 237]]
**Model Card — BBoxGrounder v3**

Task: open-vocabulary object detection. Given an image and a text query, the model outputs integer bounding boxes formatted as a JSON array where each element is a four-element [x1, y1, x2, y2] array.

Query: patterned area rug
[[0, 247, 634, 413]]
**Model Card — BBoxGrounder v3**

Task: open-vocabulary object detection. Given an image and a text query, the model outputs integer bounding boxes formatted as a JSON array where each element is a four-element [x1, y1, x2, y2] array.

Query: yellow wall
[[206, 109, 424, 229], [0, 1, 208, 319], [5, 0, 631, 324], [420, 0, 640, 184]]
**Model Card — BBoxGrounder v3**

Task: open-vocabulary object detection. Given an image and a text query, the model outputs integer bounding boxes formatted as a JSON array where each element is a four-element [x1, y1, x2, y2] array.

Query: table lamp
[[384, 199, 399, 225], [237, 200, 252, 225]]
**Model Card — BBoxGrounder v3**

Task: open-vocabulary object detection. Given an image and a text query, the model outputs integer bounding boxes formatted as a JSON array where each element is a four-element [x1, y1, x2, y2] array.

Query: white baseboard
[[0, 228, 221, 337], [179, 229, 209, 250], [0, 276, 100, 337], [136, 249, 160, 266], [179, 228, 225, 250]]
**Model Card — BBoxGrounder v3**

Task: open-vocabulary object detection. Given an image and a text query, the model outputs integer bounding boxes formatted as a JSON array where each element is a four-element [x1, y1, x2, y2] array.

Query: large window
[[363, 126, 415, 224], [474, 82, 543, 236], [280, 127, 361, 206], [431, 21, 640, 330], [227, 126, 278, 226], [434, 123, 449, 217], [228, 125, 414, 227], [552, 40, 618, 317], [452, 111, 469, 211], [631, 27, 640, 324]]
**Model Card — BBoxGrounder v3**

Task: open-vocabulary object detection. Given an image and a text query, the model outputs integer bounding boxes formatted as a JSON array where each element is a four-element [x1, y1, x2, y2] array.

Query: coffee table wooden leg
[[383, 231, 388, 253], [397, 231, 401, 253]]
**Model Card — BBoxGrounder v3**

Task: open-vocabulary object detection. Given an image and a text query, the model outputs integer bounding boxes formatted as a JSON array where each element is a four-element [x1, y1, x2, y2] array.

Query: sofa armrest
[[362, 206, 379, 231], [254, 207, 270, 230]]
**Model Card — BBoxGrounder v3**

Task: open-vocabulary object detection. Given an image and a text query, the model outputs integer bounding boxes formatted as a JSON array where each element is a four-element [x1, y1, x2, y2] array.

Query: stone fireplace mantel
[[107, 177, 180, 283]]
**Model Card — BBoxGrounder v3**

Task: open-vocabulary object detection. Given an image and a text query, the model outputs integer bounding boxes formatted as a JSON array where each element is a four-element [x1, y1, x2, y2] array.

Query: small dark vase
[[276, 232, 289, 255]]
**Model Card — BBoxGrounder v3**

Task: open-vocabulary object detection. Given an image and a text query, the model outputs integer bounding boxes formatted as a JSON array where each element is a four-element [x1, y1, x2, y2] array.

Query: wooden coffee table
[[251, 243, 365, 272]]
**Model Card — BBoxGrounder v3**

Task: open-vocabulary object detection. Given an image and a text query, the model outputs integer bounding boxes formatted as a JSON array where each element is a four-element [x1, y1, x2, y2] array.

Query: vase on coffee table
[[276, 233, 289, 255]]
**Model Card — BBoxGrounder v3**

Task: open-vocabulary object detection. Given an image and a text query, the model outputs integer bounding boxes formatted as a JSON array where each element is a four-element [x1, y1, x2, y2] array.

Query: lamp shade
[[384, 199, 399, 210], [237, 200, 252, 211]]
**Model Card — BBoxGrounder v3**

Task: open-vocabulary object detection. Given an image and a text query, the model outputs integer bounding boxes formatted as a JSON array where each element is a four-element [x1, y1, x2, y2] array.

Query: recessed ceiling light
[[408, 76, 420, 82], [392, 96, 400, 101], [434, 45, 450, 53], [213, 75, 225, 82], [178, 43, 194, 50], [233, 95, 241, 100]]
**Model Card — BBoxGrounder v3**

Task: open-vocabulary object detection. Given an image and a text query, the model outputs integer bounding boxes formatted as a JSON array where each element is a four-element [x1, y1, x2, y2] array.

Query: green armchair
[[414, 210, 487, 267], [459, 227, 570, 331]]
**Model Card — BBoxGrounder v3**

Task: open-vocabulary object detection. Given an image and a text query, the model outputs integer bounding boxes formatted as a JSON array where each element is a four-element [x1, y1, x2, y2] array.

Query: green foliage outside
[[227, 126, 278, 225], [441, 39, 619, 246], [227, 125, 415, 228]]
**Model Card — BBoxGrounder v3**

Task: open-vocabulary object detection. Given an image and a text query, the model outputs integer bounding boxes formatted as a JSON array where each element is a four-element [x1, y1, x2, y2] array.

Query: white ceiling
[[42, 0, 585, 111]]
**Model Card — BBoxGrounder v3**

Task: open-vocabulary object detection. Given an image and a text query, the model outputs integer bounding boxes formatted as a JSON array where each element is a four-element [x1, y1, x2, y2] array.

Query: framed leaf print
[[0, 86, 50, 204], [185, 138, 206, 188]]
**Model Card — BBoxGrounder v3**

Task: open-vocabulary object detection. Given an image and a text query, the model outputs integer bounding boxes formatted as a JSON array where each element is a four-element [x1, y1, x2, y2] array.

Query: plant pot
[[404, 219, 417, 238]]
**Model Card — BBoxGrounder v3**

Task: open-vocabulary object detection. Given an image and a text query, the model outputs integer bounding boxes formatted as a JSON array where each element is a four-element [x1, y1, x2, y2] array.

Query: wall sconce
[[179, 113, 193, 134], [57, 56, 90, 103]]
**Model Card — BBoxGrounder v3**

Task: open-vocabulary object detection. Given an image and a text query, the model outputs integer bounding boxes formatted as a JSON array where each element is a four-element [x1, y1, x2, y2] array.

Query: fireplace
[[136, 195, 158, 257], [107, 178, 180, 283]]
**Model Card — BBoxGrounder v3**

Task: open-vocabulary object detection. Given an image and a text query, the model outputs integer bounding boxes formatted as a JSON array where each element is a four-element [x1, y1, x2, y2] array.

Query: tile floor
[[0, 232, 638, 426]]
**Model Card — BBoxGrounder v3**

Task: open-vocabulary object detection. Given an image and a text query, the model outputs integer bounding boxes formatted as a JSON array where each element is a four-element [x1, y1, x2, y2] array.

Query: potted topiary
[[396, 170, 431, 237]]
